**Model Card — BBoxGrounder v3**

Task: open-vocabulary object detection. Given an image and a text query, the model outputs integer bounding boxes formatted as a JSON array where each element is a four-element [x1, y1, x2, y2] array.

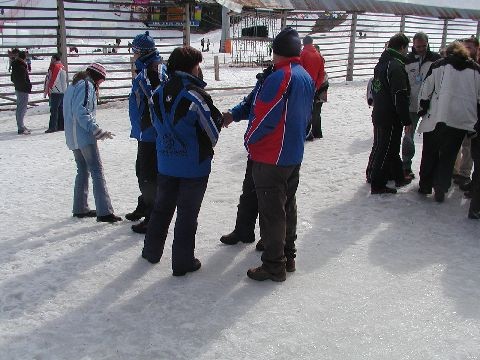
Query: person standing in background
[[11, 50, 32, 135], [300, 35, 327, 140], [368, 33, 412, 194], [403, 32, 441, 179], [126, 31, 168, 234], [44, 54, 68, 133]]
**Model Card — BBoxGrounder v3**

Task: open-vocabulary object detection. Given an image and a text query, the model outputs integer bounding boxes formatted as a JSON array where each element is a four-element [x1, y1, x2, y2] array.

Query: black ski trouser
[[233, 159, 259, 238], [135, 141, 157, 221], [143, 174, 208, 271], [252, 161, 300, 275], [419, 123, 466, 193], [469, 137, 480, 214], [369, 124, 403, 189]]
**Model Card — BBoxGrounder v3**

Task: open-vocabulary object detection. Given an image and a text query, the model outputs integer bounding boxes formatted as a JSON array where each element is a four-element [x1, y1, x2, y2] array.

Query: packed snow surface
[[0, 78, 479, 359]]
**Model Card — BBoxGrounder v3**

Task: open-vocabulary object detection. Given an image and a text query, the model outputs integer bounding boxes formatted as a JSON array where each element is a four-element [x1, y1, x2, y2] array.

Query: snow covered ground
[[0, 79, 479, 359]]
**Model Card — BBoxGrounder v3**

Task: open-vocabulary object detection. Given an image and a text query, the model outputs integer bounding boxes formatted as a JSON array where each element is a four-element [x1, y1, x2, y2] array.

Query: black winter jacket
[[371, 49, 411, 127], [11, 59, 32, 93]]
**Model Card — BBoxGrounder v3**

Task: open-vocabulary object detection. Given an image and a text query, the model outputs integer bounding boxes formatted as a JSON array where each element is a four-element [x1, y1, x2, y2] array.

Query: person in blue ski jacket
[[141, 46, 223, 277], [126, 31, 168, 234]]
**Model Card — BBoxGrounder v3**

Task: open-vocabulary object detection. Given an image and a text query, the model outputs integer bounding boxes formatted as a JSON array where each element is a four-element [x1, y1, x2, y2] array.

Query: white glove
[[93, 128, 114, 140]]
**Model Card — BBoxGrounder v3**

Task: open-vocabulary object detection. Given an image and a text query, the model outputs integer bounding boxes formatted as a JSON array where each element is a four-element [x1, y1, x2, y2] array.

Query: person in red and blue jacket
[[223, 27, 314, 282]]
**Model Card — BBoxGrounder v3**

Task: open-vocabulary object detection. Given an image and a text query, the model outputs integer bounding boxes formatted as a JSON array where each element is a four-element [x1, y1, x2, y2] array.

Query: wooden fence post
[[280, 10, 287, 29], [57, 0, 68, 82], [477, 21, 480, 40], [346, 12, 358, 81], [441, 18, 449, 49], [183, 3, 191, 46], [400, 15, 406, 33], [214, 56, 219, 80]]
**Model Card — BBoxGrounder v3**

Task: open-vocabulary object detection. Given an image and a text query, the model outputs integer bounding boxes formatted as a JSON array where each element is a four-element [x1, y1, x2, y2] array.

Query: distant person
[[63, 63, 122, 223], [142, 46, 223, 276], [368, 33, 412, 194], [200, 38, 205, 52], [417, 41, 480, 202], [25, 49, 32, 72], [8, 48, 19, 72], [206, 39, 210, 51], [11, 50, 32, 135], [300, 35, 327, 139], [43, 54, 67, 133], [402, 32, 441, 179], [126, 31, 168, 234]]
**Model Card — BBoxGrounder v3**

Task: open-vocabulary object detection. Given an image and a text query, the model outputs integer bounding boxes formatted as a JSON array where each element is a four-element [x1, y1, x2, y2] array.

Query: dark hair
[[72, 71, 88, 85], [52, 53, 61, 61], [413, 32, 429, 43], [167, 46, 202, 74], [388, 33, 410, 51], [461, 36, 479, 48], [17, 51, 26, 60], [86, 68, 105, 83]]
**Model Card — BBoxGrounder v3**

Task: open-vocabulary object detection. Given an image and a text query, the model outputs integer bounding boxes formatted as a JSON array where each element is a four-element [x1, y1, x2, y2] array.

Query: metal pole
[[183, 3, 190, 46], [214, 55, 219, 80], [346, 12, 357, 81], [441, 18, 449, 49], [477, 21, 480, 40], [400, 15, 406, 33], [57, 0, 68, 82]]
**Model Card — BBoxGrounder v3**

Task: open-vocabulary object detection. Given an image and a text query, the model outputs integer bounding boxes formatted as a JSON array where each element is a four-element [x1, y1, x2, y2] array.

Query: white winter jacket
[[417, 55, 480, 133], [405, 50, 441, 112]]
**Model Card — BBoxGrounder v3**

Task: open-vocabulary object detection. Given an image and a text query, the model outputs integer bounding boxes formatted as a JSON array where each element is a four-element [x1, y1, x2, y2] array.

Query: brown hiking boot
[[247, 266, 286, 282], [286, 258, 296, 272]]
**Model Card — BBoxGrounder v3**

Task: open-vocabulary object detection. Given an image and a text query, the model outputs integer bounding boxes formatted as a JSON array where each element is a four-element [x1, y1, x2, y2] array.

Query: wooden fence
[[0, 1, 479, 108]]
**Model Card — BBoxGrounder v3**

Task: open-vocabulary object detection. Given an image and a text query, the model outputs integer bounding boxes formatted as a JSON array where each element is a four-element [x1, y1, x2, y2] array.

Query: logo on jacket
[[166, 95, 172, 102], [372, 79, 382, 93]]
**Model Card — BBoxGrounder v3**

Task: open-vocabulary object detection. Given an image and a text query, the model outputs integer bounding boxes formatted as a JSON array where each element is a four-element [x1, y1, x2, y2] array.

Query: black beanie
[[303, 35, 313, 45], [272, 27, 301, 57]]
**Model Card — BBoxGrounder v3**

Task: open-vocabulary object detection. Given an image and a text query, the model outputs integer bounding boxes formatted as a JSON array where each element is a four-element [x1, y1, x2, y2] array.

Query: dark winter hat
[[303, 35, 313, 45], [272, 27, 301, 57], [132, 31, 156, 54]]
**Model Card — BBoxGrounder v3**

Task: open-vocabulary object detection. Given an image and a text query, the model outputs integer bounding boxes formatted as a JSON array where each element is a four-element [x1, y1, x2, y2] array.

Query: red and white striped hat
[[87, 63, 107, 79]]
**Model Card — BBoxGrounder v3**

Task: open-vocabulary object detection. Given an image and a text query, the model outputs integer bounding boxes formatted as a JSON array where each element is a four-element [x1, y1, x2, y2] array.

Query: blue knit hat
[[132, 31, 156, 54], [272, 27, 301, 57]]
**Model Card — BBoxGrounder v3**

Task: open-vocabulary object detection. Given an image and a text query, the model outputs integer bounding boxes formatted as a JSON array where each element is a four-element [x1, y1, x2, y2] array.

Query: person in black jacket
[[11, 51, 32, 135], [367, 33, 412, 194]]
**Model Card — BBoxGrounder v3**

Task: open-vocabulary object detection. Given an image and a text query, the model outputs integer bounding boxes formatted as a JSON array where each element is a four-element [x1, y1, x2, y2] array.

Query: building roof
[[214, 0, 480, 20]]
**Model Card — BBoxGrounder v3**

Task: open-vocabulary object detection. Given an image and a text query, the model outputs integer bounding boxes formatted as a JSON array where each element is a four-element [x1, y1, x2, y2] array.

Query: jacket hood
[[379, 48, 407, 65], [174, 71, 207, 88], [444, 54, 478, 71]]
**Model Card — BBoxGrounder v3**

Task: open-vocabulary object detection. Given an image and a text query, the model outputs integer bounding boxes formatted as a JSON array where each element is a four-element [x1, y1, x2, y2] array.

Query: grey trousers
[[15, 91, 29, 131]]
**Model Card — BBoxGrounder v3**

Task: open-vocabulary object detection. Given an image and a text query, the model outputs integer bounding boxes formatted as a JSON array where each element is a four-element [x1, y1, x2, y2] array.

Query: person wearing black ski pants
[[419, 122, 467, 195], [369, 124, 404, 190], [252, 162, 299, 276], [143, 174, 208, 270]]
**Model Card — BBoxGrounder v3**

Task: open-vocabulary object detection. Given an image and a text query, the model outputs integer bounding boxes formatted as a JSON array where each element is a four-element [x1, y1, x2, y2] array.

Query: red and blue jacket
[[231, 58, 314, 166]]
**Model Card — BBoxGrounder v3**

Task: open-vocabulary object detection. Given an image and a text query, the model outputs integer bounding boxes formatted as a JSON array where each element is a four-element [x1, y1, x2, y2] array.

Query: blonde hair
[[445, 41, 470, 59]]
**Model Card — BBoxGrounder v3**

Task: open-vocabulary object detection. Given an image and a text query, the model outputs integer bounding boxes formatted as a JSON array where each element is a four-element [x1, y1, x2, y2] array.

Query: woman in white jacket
[[417, 41, 480, 202]]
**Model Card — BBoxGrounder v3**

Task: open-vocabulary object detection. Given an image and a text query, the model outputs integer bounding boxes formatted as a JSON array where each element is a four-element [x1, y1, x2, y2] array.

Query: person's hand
[[222, 112, 234, 128], [404, 125, 413, 135], [94, 128, 115, 140]]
